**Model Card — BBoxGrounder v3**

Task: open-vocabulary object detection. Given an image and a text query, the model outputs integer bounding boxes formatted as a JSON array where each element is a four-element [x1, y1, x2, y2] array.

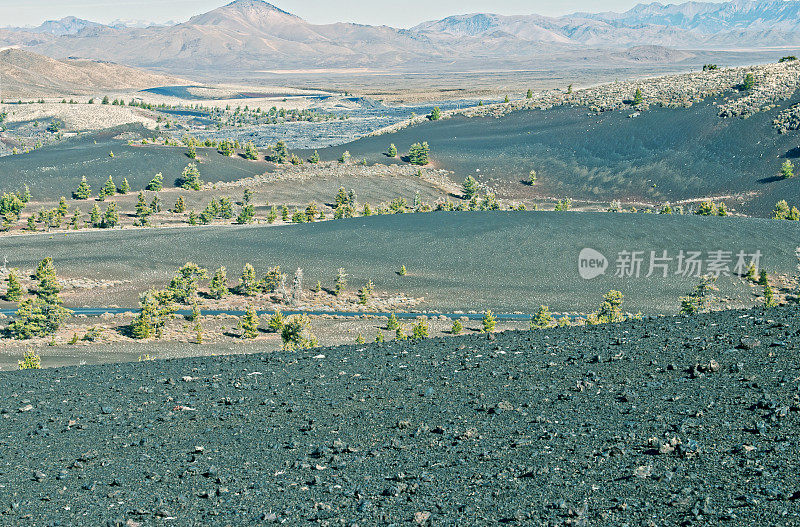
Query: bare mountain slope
[[0, 48, 184, 98], [1, 0, 799, 77]]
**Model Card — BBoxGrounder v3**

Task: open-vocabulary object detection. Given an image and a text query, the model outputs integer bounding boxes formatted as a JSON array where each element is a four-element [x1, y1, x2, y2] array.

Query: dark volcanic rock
[[0, 305, 798, 525]]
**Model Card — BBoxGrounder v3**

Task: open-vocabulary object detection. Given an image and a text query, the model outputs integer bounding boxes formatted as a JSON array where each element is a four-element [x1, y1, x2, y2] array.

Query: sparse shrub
[[386, 313, 400, 331], [398, 265, 407, 276], [695, 200, 718, 216], [451, 319, 463, 335], [528, 170, 537, 186], [173, 196, 186, 214], [387, 144, 397, 157], [430, 107, 441, 120], [411, 318, 429, 340], [339, 151, 351, 164], [335, 268, 347, 297], [531, 305, 554, 329], [308, 150, 320, 164], [482, 310, 496, 333], [742, 72, 755, 91], [281, 314, 317, 350], [268, 310, 285, 332], [554, 198, 572, 211], [18, 349, 41, 370], [596, 290, 624, 323], [679, 276, 718, 315]]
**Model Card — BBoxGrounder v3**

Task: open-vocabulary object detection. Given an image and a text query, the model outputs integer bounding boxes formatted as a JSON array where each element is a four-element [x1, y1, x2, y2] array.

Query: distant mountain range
[[1, 0, 799, 75]]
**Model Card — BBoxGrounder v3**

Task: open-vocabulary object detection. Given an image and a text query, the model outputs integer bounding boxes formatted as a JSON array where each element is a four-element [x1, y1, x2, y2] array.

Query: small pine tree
[[173, 196, 186, 213], [194, 322, 204, 344], [237, 205, 255, 224], [240, 306, 260, 339], [209, 267, 229, 299], [355, 333, 366, 344], [178, 163, 203, 191], [119, 178, 130, 195], [73, 176, 92, 200], [386, 312, 400, 331], [743, 72, 755, 91], [335, 268, 347, 297], [375, 331, 385, 343], [764, 281, 777, 307], [388, 144, 397, 157], [89, 204, 102, 227], [98, 176, 116, 200], [526, 88, 533, 99], [462, 176, 479, 199], [408, 142, 430, 166], [430, 107, 442, 120], [633, 87, 643, 106], [147, 173, 164, 192], [482, 310, 496, 333], [758, 269, 769, 286], [240, 263, 258, 296], [308, 150, 320, 164], [780, 160, 795, 179], [398, 265, 407, 276], [531, 305, 553, 329], [5, 269, 23, 301], [451, 319, 463, 335], [102, 202, 119, 228]]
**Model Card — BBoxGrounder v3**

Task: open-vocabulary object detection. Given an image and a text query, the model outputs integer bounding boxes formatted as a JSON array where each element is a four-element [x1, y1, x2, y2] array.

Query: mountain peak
[[187, 0, 303, 27], [222, 0, 298, 18]]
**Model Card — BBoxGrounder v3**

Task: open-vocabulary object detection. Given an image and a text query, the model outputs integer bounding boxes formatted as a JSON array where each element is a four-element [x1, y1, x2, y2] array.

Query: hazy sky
[[0, 0, 650, 28]]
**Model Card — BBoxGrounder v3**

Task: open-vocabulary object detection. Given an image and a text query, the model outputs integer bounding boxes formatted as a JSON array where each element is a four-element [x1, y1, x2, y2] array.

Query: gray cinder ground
[[0, 306, 798, 525]]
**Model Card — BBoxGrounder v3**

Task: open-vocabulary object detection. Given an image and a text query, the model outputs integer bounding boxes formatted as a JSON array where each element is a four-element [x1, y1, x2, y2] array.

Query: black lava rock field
[[1, 306, 799, 526]]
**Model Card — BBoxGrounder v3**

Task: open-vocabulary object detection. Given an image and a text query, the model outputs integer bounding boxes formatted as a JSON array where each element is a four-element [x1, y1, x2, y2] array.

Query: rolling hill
[[0, 48, 184, 98]]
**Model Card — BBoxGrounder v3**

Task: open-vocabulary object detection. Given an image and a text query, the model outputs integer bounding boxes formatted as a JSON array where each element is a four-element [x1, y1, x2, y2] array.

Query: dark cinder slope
[[0, 127, 269, 200], [0, 306, 798, 524], [329, 96, 800, 217], [0, 212, 796, 314]]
